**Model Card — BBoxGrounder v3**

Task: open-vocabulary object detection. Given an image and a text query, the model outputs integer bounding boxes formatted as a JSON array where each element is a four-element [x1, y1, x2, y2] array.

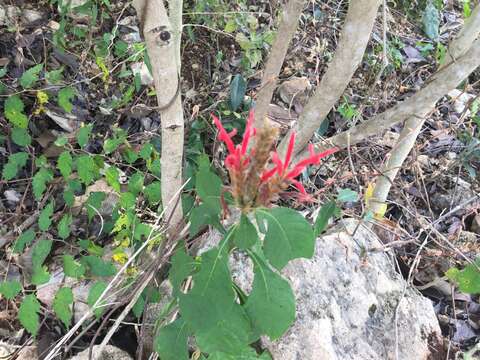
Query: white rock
[[258, 219, 442, 360], [130, 62, 153, 86], [21, 9, 44, 24], [4, 189, 21, 203], [448, 89, 475, 114], [68, 345, 132, 360]]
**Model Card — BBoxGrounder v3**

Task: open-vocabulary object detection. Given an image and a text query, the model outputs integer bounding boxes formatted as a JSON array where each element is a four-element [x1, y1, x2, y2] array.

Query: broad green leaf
[[87, 281, 107, 318], [122, 147, 138, 164], [224, 19, 237, 33], [18, 294, 40, 336], [208, 349, 272, 359], [132, 294, 145, 318], [11, 127, 31, 147], [314, 201, 337, 236], [32, 168, 54, 200], [154, 319, 189, 360], [20, 64, 43, 89], [63, 255, 86, 278], [54, 135, 68, 147], [38, 201, 54, 231], [422, 1, 440, 41], [446, 262, 480, 294], [120, 191, 136, 209], [57, 87, 76, 113], [128, 172, 144, 195], [77, 155, 98, 185], [57, 213, 72, 239], [169, 246, 195, 296], [63, 179, 82, 207], [189, 203, 223, 237], [13, 229, 35, 253], [256, 207, 314, 270], [196, 155, 222, 213], [32, 240, 53, 269], [234, 214, 258, 250], [31, 266, 50, 285], [144, 181, 161, 205], [2, 152, 28, 181], [337, 188, 358, 203], [53, 287, 73, 328], [139, 142, 153, 160], [81, 255, 116, 277], [244, 251, 295, 339], [0, 280, 22, 300], [103, 137, 123, 154], [230, 74, 246, 111], [45, 67, 64, 84], [105, 166, 120, 192], [85, 191, 106, 221], [76, 124, 93, 148], [57, 151, 73, 179], [4, 95, 28, 128]]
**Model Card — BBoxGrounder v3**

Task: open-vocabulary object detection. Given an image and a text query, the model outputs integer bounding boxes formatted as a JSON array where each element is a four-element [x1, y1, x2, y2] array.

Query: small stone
[[21, 9, 44, 24], [4, 189, 21, 203], [277, 76, 311, 109]]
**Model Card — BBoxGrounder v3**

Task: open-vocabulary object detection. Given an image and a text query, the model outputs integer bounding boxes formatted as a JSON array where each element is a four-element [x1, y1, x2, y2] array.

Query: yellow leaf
[[112, 251, 128, 264], [365, 182, 374, 205]]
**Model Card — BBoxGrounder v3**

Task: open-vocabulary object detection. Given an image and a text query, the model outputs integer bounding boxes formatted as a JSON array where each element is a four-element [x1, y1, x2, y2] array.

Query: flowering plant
[[212, 111, 338, 211]]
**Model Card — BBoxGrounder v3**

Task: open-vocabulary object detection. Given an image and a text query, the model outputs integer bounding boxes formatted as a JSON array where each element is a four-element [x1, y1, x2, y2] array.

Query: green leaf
[[314, 201, 336, 236], [256, 207, 314, 270], [13, 229, 36, 253], [87, 281, 107, 318], [57, 151, 73, 179], [128, 172, 144, 195], [119, 191, 136, 209], [446, 262, 480, 294], [224, 19, 237, 33], [45, 67, 64, 84], [38, 201, 54, 231], [234, 215, 258, 250], [132, 294, 145, 319], [154, 319, 189, 360], [78, 239, 104, 256], [103, 137, 123, 154], [18, 294, 41, 336], [144, 181, 161, 205], [32, 240, 53, 269], [63, 179, 82, 207], [245, 251, 295, 339], [2, 152, 28, 181], [4, 95, 28, 128], [54, 135, 68, 147], [0, 67, 6, 78], [169, 246, 195, 297], [57, 213, 72, 239], [77, 124, 93, 148], [139, 142, 153, 160], [31, 266, 50, 285], [57, 87, 76, 113], [423, 1, 440, 41], [85, 191, 106, 221], [81, 255, 116, 277], [105, 166, 120, 192], [208, 349, 272, 359], [337, 188, 358, 203], [11, 127, 31, 147], [32, 168, 54, 200], [63, 255, 86, 278], [20, 64, 43, 89], [189, 203, 223, 237], [196, 155, 222, 213], [230, 74, 247, 111], [77, 155, 98, 185], [0, 280, 22, 300], [53, 287, 73, 328]]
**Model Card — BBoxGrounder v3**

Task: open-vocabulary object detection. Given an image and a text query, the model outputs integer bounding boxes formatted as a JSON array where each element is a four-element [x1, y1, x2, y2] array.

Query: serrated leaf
[[57, 213, 72, 239], [337, 188, 358, 203], [256, 207, 314, 270], [88, 281, 108, 318], [11, 127, 31, 147], [53, 287, 73, 328], [446, 262, 480, 294], [85, 191, 106, 222], [63, 255, 86, 278], [81, 255, 116, 277], [0, 280, 22, 300], [144, 181, 161, 205], [154, 318, 189, 360], [13, 229, 36, 253], [32, 240, 53, 269], [169, 246, 194, 297], [4, 95, 28, 128], [230, 74, 247, 111], [105, 166, 120, 192], [78, 239, 104, 256], [245, 251, 295, 339], [234, 215, 258, 250], [314, 201, 336, 236], [103, 137, 123, 154], [63, 179, 82, 207], [128, 172, 144, 195], [38, 201, 54, 231], [45, 67, 64, 84], [139, 142, 153, 160], [18, 294, 40, 336], [31, 266, 50, 285], [57, 87, 76, 113], [422, 1, 440, 41], [32, 168, 54, 200], [119, 191, 135, 209], [57, 151, 73, 179], [20, 64, 43, 89], [76, 124, 93, 148], [77, 155, 98, 185], [2, 151, 28, 181]]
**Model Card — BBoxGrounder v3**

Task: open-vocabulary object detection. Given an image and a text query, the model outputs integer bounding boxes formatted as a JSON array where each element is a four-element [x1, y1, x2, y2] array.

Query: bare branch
[[253, 0, 306, 129], [278, 0, 382, 158]]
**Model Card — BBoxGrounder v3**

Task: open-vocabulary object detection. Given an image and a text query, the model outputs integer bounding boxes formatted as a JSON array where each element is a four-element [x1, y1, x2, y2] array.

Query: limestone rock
[[259, 219, 442, 360], [69, 345, 132, 360]]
